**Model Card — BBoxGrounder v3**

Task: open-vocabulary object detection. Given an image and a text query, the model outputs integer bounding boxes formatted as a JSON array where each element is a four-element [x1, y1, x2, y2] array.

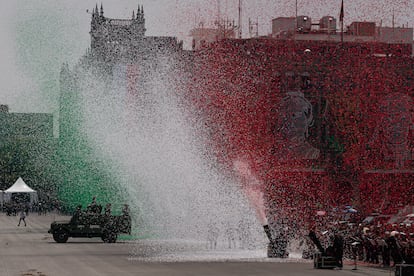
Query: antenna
[[238, 0, 242, 38], [217, 0, 221, 23], [249, 17, 252, 37]]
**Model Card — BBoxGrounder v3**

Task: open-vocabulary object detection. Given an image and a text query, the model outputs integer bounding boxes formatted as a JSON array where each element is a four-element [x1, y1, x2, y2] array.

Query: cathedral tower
[[89, 3, 147, 61]]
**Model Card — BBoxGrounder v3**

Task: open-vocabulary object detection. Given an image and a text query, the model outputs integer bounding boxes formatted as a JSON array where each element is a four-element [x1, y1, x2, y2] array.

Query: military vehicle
[[48, 204, 131, 243]]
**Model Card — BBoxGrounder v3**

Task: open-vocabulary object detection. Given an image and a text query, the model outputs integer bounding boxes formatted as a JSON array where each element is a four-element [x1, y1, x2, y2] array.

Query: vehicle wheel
[[109, 234, 117, 243], [53, 231, 69, 243], [102, 230, 117, 243]]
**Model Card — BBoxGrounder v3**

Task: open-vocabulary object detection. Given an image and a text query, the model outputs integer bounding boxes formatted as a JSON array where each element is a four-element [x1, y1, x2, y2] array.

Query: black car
[[48, 205, 131, 243]]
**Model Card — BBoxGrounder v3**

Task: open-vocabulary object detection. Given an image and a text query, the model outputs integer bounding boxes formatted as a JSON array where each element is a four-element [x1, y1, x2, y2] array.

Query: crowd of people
[[304, 216, 414, 268], [343, 223, 414, 266], [2, 199, 63, 216]]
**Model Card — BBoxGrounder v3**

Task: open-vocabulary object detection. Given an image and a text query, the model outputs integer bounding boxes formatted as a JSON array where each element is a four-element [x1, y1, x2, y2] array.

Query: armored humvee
[[48, 205, 131, 243]]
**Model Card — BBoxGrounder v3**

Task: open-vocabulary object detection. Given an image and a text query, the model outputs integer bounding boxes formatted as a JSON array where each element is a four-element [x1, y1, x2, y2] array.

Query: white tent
[[4, 177, 38, 205]]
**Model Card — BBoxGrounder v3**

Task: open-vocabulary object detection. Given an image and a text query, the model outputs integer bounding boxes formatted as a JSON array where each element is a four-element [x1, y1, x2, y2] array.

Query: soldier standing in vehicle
[[70, 205, 82, 224], [121, 204, 132, 234], [122, 204, 129, 216], [88, 196, 99, 213], [104, 203, 112, 216]]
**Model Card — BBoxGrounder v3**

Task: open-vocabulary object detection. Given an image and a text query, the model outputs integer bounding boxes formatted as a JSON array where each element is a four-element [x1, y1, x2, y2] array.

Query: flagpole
[[294, 0, 297, 41], [340, 0, 344, 43], [295, 0, 298, 21]]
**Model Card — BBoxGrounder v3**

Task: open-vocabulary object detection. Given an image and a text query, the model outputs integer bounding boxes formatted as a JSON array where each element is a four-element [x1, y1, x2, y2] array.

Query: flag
[[339, 0, 344, 22]]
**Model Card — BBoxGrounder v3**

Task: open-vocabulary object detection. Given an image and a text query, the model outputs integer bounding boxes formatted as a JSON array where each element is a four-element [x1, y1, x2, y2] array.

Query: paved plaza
[[0, 213, 394, 276]]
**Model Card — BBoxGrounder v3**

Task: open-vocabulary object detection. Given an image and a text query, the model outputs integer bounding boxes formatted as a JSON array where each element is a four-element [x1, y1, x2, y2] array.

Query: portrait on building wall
[[273, 90, 320, 160]]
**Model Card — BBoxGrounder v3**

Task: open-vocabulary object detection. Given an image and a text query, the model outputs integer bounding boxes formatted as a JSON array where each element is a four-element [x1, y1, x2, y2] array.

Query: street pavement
[[0, 213, 395, 276]]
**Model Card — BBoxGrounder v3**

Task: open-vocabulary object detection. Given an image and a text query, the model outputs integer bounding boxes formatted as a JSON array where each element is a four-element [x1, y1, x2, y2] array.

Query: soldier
[[104, 203, 112, 216], [70, 205, 82, 225], [380, 231, 391, 267], [207, 222, 220, 249], [87, 196, 99, 213], [332, 231, 344, 268], [225, 223, 237, 249], [121, 204, 132, 234], [387, 231, 404, 266], [122, 204, 130, 216], [91, 196, 97, 206]]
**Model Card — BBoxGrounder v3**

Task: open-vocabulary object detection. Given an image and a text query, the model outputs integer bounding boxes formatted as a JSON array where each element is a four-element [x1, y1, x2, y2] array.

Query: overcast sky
[[0, 0, 412, 113]]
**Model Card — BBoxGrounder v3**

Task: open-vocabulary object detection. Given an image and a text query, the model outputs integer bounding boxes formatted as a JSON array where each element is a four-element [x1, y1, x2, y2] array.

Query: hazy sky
[[0, 0, 412, 113]]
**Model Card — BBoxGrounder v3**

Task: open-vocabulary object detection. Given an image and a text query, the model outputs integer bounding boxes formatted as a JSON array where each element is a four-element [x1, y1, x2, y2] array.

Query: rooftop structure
[[89, 3, 183, 62], [0, 105, 53, 140], [271, 16, 413, 46], [0, 105, 56, 190], [190, 20, 237, 50], [190, 12, 413, 54]]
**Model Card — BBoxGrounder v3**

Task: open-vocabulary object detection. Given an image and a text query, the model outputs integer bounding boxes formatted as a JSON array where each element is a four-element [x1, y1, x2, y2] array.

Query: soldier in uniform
[[332, 231, 344, 268], [380, 231, 391, 267], [387, 231, 404, 266], [70, 205, 82, 225], [104, 203, 112, 216], [122, 204, 129, 216], [121, 204, 131, 234]]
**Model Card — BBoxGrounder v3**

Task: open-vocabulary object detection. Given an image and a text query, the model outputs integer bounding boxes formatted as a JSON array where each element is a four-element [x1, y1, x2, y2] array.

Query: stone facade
[[89, 4, 183, 63]]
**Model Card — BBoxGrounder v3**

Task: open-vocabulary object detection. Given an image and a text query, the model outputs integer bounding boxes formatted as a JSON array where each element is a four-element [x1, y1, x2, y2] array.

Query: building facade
[[0, 105, 56, 192], [88, 4, 183, 63]]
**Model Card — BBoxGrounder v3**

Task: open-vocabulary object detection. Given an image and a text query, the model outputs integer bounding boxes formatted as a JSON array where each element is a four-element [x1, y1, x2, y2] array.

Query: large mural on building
[[188, 38, 414, 228]]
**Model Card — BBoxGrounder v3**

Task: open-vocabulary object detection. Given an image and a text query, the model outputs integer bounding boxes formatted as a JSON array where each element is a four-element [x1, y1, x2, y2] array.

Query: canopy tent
[[4, 177, 38, 205]]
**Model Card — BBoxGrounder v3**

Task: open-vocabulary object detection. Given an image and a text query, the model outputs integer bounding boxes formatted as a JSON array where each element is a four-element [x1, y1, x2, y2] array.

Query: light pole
[[294, 0, 298, 40]]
